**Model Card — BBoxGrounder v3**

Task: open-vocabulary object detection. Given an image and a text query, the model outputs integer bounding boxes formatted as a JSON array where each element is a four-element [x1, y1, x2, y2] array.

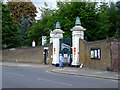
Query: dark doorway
[[44, 49, 48, 64]]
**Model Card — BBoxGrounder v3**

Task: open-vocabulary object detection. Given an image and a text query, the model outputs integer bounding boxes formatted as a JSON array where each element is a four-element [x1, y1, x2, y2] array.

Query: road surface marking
[[38, 78, 42, 80], [5, 72, 24, 76], [18, 64, 28, 67], [43, 79, 72, 86]]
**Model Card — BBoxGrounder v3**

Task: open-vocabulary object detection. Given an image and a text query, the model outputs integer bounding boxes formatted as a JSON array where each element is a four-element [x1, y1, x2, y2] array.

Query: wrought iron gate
[[59, 38, 72, 66]]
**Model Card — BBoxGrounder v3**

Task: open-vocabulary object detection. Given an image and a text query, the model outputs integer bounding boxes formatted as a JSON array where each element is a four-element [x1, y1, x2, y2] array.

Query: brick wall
[[79, 37, 120, 71], [2, 37, 120, 71], [111, 38, 120, 71], [2, 44, 53, 64]]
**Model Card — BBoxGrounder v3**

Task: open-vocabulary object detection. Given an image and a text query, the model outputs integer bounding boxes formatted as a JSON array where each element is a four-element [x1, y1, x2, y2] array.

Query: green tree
[[56, 2, 110, 41], [18, 15, 31, 46], [107, 2, 118, 37], [115, 1, 120, 37], [94, 2, 110, 40], [2, 3, 20, 49], [7, 0, 37, 24], [28, 2, 57, 45], [30, 1, 117, 44]]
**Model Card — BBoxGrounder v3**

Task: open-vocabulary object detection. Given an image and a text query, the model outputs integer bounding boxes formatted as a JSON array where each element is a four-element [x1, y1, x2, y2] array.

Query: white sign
[[90, 48, 101, 60], [64, 54, 68, 57], [42, 36, 46, 46], [98, 49, 101, 59], [90, 50, 94, 58], [95, 50, 97, 58]]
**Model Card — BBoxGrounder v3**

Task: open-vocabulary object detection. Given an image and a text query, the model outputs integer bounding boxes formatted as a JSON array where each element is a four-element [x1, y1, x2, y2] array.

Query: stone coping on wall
[[2, 43, 53, 50], [82, 37, 119, 44]]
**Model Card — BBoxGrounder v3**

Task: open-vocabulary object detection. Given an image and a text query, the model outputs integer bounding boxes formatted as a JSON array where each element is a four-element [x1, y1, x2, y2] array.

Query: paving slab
[[50, 68, 119, 80]]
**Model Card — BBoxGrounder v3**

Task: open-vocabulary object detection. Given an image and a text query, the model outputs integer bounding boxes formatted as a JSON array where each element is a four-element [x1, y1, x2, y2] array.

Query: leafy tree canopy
[[2, 3, 20, 49], [115, 1, 120, 37], [26, 1, 119, 46], [7, 0, 37, 25], [18, 15, 31, 46], [30, 2, 110, 43], [28, 2, 57, 45]]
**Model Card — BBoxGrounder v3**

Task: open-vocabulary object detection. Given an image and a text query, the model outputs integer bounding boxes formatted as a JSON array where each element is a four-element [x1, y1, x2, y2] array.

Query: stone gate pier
[[71, 17, 86, 67], [50, 21, 64, 66]]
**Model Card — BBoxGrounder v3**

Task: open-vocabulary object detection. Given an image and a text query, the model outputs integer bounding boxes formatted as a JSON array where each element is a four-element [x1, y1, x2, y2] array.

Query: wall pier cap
[[71, 26, 86, 31], [71, 17, 86, 31], [50, 21, 64, 38]]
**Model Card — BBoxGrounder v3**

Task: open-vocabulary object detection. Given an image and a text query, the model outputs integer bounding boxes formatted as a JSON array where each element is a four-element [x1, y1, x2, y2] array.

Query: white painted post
[[50, 22, 64, 66], [32, 40, 36, 47], [71, 17, 86, 67]]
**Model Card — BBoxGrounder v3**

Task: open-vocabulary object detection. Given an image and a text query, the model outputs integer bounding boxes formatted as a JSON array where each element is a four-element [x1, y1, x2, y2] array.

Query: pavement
[[0, 62, 119, 81]]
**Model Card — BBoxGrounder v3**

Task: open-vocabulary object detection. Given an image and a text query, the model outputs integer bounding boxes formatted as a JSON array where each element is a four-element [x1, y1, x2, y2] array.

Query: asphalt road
[[2, 66, 118, 88]]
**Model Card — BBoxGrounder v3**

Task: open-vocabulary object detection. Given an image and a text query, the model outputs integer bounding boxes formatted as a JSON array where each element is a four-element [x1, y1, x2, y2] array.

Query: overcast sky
[[31, 0, 57, 20], [3, 0, 57, 20], [31, 0, 119, 20], [3, 0, 119, 20]]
